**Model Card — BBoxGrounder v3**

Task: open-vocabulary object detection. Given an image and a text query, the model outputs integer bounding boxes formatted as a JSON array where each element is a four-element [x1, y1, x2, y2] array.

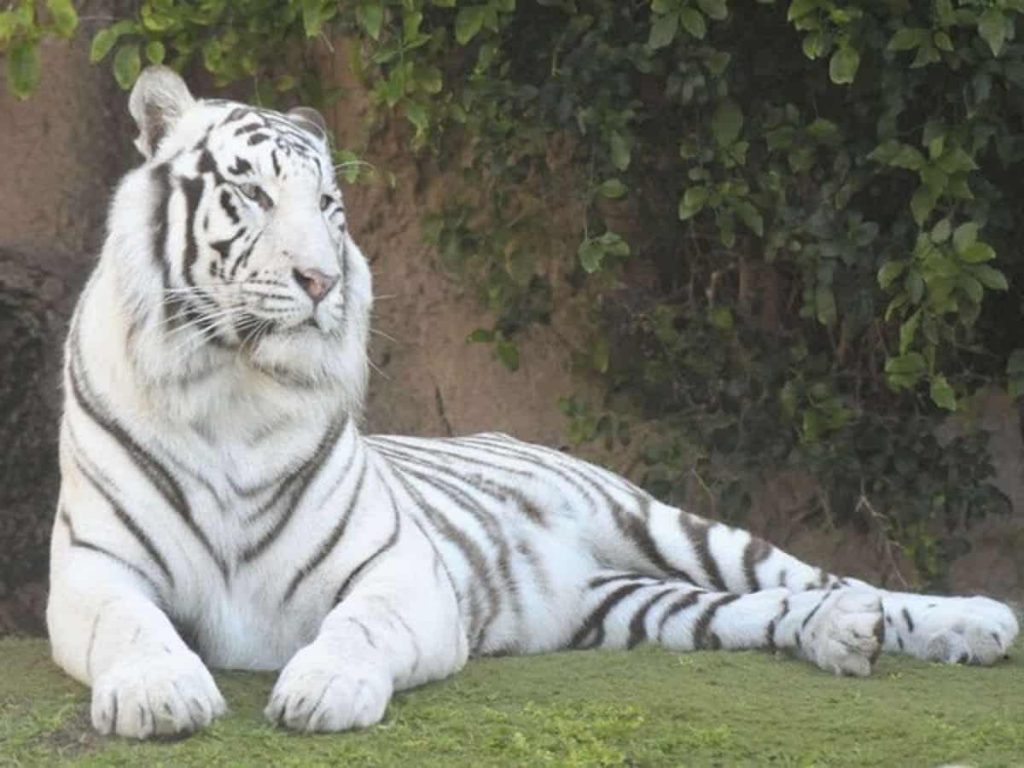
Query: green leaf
[[885, 352, 926, 390], [7, 41, 40, 100], [787, 0, 818, 22], [679, 8, 707, 39], [358, 3, 384, 40], [867, 140, 925, 171], [46, 0, 78, 38], [598, 179, 627, 199], [706, 50, 731, 76], [610, 132, 631, 172], [678, 186, 708, 220], [495, 338, 520, 371], [711, 98, 743, 147], [815, 285, 837, 326], [113, 43, 141, 90], [930, 218, 951, 244], [145, 40, 165, 65], [455, 6, 486, 44], [960, 242, 996, 263], [887, 27, 926, 52], [978, 9, 1009, 57], [697, 0, 728, 21], [930, 375, 957, 411], [734, 200, 764, 237], [828, 44, 860, 85], [301, 0, 325, 37], [90, 28, 119, 63], [578, 238, 604, 273], [971, 265, 1008, 290], [405, 101, 429, 134], [910, 187, 937, 226], [878, 261, 905, 290], [647, 12, 679, 49], [951, 222, 978, 255], [899, 310, 920, 354], [467, 328, 494, 343]]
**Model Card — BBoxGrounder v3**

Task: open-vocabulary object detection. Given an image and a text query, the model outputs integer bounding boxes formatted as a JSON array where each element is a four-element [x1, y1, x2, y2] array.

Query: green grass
[[2, 638, 1023, 767]]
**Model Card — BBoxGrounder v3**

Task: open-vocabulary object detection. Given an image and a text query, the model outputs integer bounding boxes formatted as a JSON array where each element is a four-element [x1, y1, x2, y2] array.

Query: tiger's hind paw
[[913, 597, 1019, 666]]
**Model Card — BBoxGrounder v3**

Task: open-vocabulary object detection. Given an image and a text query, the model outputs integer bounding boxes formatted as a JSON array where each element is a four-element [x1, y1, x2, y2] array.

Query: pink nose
[[292, 268, 339, 304]]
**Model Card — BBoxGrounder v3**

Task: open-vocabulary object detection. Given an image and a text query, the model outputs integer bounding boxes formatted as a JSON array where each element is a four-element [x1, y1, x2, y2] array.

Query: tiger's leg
[[264, 507, 468, 732], [48, 511, 226, 739], [573, 572, 884, 676], [594, 498, 1019, 665]]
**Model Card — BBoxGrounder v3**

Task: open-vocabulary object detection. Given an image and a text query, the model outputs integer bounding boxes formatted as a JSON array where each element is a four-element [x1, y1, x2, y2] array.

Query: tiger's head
[[104, 66, 371, 413]]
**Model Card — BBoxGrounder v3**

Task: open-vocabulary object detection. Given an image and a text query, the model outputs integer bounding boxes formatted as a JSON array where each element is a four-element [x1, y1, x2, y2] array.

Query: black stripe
[[902, 607, 915, 633], [692, 594, 740, 649], [570, 582, 647, 649], [150, 164, 172, 275], [180, 175, 205, 288], [283, 460, 368, 602], [678, 513, 727, 591], [60, 508, 163, 595], [656, 590, 702, 639], [219, 190, 240, 224], [627, 588, 675, 649], [227, 157, 252, 175], [801, 590, 833, 629], [741, 536, 773, 592]]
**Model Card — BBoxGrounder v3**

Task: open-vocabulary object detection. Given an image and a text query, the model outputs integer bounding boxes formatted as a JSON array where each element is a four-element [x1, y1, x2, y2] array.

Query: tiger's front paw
[[265, 643, 392, 732], [91, 650, 226, 739]]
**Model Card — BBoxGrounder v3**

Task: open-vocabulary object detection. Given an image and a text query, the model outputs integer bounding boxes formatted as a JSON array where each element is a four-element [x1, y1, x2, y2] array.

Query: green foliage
[[0, 0, 78, 99], [12, 0, 1024, 586]]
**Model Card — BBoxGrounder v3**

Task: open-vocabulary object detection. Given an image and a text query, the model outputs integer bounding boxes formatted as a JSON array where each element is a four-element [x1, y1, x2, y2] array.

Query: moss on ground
[[3, 637, 1023, 767]]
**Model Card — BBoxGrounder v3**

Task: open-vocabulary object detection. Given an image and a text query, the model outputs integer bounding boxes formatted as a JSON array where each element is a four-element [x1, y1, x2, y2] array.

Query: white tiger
[[47, 66, 1019, 739]]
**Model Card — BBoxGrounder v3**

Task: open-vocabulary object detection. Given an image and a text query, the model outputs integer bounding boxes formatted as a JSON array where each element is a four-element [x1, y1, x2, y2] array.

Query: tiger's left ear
[[129, 66, 196, 159], [288, 107, 329, 142]]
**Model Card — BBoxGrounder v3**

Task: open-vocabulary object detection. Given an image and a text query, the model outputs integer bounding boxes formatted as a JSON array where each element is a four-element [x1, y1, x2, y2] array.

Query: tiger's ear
[[128, 66, 195, 159], [287, 107, 329, 142]]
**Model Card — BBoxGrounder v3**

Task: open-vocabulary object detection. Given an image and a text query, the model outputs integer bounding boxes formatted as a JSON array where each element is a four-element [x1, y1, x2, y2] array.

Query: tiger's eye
[[320, 194, 333, 212], [239, 183, 273, 209]]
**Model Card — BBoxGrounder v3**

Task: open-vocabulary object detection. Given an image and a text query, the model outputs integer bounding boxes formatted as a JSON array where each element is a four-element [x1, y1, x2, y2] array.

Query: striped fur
[[47, 67, 1019, 739]]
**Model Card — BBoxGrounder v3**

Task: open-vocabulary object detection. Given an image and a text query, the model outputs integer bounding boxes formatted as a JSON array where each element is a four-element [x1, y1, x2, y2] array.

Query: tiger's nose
[[292, 268, 339, 304]]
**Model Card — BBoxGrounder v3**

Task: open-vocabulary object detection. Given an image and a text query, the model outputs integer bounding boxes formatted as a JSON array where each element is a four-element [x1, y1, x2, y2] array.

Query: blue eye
[[320, 194, 334, 212]]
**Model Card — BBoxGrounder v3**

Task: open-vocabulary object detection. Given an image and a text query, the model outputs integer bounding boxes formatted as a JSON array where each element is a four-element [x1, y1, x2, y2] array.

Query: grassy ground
[[2, 638, 1023, 767]]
